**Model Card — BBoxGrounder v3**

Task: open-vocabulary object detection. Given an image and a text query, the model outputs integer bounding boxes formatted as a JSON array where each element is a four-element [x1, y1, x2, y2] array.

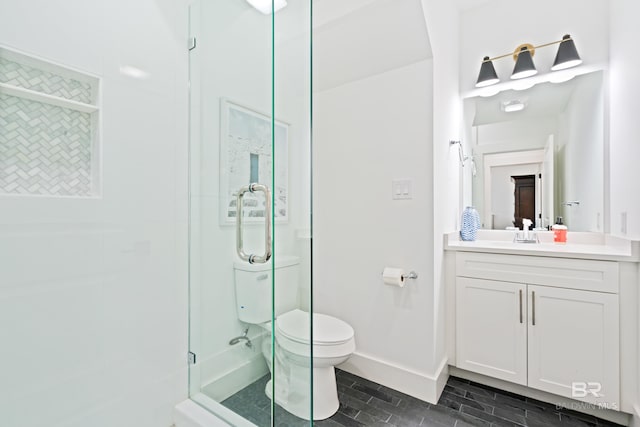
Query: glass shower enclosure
[[187, 0, 313, 425]]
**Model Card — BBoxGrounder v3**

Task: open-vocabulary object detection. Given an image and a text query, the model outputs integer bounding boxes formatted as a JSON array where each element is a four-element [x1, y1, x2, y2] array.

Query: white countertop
[[445, 230, 640, 262]]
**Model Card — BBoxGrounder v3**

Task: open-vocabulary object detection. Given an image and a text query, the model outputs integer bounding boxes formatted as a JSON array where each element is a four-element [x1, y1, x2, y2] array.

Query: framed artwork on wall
[[219, 98, 289, 224]]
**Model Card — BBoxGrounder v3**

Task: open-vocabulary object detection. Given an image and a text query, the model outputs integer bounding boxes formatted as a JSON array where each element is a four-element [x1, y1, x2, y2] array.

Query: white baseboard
[[435, 359, 449, 399], [631, 404, 640, 427], [451, 366, 632, 426], [338, 352, 449, 404]]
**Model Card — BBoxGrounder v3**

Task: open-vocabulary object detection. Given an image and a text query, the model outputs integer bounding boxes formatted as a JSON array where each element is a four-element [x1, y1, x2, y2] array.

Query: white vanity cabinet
[[526, 284, 619, 403], [456, 277, 528, 385], [455, 252, 620, 406]]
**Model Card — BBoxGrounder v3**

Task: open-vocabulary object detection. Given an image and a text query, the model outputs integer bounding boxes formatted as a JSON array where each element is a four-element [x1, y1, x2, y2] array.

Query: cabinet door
[[456, 277, 527, 385], [527, 285, 620, 406]]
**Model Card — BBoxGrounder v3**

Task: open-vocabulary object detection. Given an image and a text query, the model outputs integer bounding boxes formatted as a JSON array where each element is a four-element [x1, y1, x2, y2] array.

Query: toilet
[[234, 256, 355, 420]]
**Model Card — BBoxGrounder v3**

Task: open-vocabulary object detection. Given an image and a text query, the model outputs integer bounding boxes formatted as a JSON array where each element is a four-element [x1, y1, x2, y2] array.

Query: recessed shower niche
[[0, 47, 100, 197]]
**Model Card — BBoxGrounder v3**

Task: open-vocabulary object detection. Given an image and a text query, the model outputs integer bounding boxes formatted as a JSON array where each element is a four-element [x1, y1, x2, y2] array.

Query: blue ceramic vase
[[460, 206, 481, 241]]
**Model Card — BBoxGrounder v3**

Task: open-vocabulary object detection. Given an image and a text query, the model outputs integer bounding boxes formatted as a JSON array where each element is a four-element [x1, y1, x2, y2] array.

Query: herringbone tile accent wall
[[0, 57, 92, 104], [0, 50, 98, 197], [0, 94, 92, 196]]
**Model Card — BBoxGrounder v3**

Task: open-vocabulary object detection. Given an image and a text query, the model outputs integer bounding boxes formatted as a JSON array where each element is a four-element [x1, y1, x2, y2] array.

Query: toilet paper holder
[[380, 270, 419, 280], [403, 271, 418, 280]]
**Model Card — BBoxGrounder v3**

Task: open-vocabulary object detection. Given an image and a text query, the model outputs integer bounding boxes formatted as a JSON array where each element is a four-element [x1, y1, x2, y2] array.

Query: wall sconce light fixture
[[476, 34, 582, 88]]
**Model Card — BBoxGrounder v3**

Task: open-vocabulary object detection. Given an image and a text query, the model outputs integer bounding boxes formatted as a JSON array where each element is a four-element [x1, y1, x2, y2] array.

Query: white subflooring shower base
[[199, 353, 268, 402], [174, 394, 255, 427], [177, 347, 268, 427]]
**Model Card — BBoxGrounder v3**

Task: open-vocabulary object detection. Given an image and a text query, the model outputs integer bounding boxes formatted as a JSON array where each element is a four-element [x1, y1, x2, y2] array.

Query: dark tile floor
[[221, 369, 624, 427]]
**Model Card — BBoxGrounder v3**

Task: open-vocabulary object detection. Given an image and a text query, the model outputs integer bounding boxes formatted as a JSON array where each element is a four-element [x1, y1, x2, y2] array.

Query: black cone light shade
[[473, 35, 581, 87], [511, 46, 537, 79], [475, 56, 500, 88], [551, 34, 582, 71]]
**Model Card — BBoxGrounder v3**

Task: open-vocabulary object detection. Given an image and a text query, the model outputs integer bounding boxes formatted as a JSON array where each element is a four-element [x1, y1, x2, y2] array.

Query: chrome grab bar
[[236, 183, 272, 264]]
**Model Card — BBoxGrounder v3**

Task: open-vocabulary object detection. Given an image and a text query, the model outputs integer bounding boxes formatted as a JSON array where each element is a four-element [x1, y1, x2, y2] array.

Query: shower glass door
[[187, 1, 312, 425]]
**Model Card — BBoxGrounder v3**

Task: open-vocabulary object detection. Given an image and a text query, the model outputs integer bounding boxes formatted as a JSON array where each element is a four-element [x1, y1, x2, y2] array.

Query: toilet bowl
[[266, 309, 355, 420], [233, 257, 355, 420]]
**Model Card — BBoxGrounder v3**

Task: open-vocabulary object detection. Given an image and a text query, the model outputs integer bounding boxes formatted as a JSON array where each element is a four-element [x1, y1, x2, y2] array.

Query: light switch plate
[[392, 179, 412, 200]]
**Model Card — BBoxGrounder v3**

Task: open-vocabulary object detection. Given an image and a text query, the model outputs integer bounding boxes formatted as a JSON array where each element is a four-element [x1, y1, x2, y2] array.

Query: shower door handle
[[236, 183, 272, 264]]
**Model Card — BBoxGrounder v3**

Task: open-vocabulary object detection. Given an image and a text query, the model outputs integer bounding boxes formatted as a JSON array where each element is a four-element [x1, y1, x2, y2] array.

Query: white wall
[[188, 0, 311, 395], [421, 1, 462, 380], [610, 0, 640, 240], [557, 73, 604, 232], [312, 0, 446, 402], [460, 0, 609, 94], [0, 1, 189, 426], [610, 1, 640, 424], [313, 59, 435, 396]]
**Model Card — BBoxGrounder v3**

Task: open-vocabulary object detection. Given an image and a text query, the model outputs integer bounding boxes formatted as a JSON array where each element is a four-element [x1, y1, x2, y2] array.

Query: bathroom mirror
[[462, 70, 605, 232]]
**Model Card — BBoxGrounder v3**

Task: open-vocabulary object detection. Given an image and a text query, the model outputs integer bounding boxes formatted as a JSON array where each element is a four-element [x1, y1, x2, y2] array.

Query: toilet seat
[[277, 309, 354, 345], [275, 309, 355, 358]]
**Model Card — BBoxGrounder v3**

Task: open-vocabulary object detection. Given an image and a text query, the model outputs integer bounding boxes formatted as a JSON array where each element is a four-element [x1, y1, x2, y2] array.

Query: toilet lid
[[276, 309, 354, 345]]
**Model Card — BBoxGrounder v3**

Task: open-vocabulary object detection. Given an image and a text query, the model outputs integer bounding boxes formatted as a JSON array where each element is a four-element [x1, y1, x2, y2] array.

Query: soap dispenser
[[522, 218, 532, 241], [552, 216, 567, 244]]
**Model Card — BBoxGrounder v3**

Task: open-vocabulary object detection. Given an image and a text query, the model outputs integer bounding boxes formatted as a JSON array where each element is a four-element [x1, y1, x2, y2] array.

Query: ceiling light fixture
[[246, 0, 287, 14], [502, 100, 526, 113], [475, 34, 582, 88]]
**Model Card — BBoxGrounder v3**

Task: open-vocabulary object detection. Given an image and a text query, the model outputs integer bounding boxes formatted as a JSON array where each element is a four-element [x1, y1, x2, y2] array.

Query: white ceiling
[[312, 0, 381, 28], [313, 0, 432, 92], [303, 0, 499, 92]]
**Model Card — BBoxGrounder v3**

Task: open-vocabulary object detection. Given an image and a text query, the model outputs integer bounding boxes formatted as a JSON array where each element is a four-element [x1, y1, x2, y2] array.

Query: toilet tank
[[233, 255, 300, 324]]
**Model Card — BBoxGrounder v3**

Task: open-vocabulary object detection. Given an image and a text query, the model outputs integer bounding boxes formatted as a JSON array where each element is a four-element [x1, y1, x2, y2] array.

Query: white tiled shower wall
[[0, 53, 97, 196], [0, 1, 190, 426]]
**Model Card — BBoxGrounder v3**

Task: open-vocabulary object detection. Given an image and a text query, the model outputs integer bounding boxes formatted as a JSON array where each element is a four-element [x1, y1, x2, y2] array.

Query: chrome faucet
[[513, 218, 539, 243]]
